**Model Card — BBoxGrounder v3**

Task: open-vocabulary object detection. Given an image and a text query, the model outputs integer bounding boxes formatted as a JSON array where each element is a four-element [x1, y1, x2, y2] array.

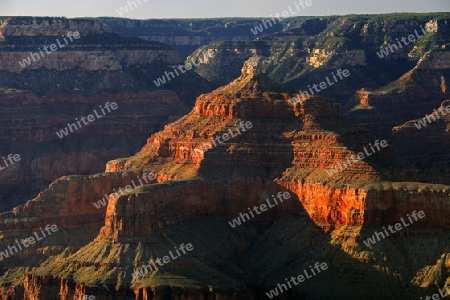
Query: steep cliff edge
[[190, 14, 450, 136], [0, 17, 213, 211], [101, 18, 309, 57], [345, 49, 450, 135], [0, 88, 188, 211], [0, 57, 449, 299], [391, 100, 450, 184]]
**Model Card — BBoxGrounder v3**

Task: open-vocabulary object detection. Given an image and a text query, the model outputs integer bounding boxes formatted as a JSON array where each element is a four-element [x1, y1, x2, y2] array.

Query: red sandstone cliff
[[0, 57, 449, 299], [0, 17, 211, 212]]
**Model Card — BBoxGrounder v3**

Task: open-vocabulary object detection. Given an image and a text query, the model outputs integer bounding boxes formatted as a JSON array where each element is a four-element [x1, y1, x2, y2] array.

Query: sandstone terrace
[[194, 120, 253, 157], [93, 172, 157, 209], [326, 139, 388, 177]]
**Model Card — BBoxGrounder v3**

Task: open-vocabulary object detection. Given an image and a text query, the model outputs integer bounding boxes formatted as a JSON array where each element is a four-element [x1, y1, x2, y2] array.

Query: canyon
[[0, 55, 449, 299], [0, 17, 214, 211], [0, 13, 449, 300]]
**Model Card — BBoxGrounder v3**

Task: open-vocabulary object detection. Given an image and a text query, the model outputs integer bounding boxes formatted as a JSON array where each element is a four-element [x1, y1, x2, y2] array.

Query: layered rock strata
[[392, 100, 450, 184], [0, 57, 449, 299], [0, 89, 187, 211], [0, 17, 205, 210]]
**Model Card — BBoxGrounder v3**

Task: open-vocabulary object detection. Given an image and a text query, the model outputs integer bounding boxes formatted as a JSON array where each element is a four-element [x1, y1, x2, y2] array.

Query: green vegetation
[[342, 12, 450, 22], [193, 40, 270, 85], [361, 181, 450, 192]]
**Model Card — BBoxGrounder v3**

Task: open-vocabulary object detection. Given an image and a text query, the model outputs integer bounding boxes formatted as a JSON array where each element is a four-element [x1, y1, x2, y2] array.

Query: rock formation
[[392, 100, 450, 184], [1, 56, 449, 299], [0, 17, 215, 210], [189, 15, 450, 137]]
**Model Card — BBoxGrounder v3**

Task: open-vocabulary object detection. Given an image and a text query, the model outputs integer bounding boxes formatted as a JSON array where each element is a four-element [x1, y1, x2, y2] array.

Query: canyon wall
[[102, 18, 298, 57], [0, 17, 449, 299], [0, 17, 212, 211], [0, 89, 187, 211]]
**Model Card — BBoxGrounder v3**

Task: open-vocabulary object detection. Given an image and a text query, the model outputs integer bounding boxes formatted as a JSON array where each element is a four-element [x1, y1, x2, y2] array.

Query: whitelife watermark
[[115, 0, 149, 17], [251, 0, 313, 35], [420, 284, 450, 300], [266, 262, 328, 298], [56, 102, 118, 139], [288, 69, 350, 106], [18, 31, 81, 68], [192, 121, 253, 159], [82, 296, 95, 300], [363, 210, 425, 247], [153, 50, 215, 87], [326, 139, 388, 177], [132, 243, 193, 280], [376, 26, 427, 59], [228, 192, 291, 228], [0, 224, 59, 261], [414, 104, 450, 129], [93, 172, 157, 209], [0, 154, 20, 172]]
